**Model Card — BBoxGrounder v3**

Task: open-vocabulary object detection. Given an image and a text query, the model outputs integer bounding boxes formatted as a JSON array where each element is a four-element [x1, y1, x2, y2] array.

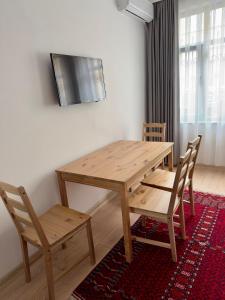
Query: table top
[[56, 140, 173, 184]]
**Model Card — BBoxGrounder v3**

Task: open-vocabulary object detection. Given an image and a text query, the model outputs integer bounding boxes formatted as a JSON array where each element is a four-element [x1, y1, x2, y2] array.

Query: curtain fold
[[147, 0, 180, 162]]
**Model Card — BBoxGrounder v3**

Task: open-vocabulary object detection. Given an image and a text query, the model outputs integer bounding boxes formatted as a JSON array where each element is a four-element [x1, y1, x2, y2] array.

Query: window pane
[[210, 8, 223, 40], [180, 18, 186, 47], [179, 5, 225, 124], [180, 51, 197, 123]]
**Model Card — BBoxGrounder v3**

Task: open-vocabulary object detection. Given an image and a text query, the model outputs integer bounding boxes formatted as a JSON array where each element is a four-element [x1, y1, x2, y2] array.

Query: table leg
[[168, 146, 174, 172], [120, 186, 132, 263], [57, 172, 69, 207]]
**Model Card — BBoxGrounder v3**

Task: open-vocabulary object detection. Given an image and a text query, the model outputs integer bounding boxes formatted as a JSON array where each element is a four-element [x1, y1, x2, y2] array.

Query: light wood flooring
[[0, 165, 225, 300]]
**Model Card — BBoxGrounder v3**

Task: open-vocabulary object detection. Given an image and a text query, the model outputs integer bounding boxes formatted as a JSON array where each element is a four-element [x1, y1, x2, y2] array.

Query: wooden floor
[[0, 165, 225, 300]]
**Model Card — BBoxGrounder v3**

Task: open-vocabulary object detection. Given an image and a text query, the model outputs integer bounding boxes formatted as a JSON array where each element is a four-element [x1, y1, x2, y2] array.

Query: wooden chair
[[0, 182, 96, 300], [129, 148, 192, 262], [141, 135, 202, 216], [142, 122, 166, 169], [142, 122, 166, 142]]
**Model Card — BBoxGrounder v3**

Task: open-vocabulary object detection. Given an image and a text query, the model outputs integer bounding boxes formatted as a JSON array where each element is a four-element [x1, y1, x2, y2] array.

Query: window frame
[[179, 6, 225, 124]]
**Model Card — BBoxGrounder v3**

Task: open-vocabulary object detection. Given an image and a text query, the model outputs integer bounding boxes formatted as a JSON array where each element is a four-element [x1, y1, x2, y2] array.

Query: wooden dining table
[[56, 140, 174, 262]]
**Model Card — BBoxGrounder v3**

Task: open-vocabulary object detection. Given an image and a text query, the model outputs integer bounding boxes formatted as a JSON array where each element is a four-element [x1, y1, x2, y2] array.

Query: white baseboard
[[87, 191, 118, 215]]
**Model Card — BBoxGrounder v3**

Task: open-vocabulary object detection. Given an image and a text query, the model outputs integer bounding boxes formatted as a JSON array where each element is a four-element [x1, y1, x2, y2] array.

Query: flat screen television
[[50, 53, 106, 106]]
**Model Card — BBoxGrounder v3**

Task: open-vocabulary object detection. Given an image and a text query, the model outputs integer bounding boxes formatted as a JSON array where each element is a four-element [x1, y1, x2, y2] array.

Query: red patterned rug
[[71, 191, 225, 300]]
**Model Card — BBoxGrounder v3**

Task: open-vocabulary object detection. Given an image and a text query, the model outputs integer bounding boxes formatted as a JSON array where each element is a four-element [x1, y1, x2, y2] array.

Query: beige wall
[[0, 0, 146, 279]]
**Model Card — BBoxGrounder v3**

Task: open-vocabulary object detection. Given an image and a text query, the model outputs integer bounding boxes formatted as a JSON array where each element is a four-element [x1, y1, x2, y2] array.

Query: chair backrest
[[0, 182, 49, 248], [168, 148, 192, 215], [186, 135, 202, 180], [142, 122, 166, 142]]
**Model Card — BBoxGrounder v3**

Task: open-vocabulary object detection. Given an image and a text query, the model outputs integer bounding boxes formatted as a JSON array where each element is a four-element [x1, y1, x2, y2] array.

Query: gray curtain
[[147, 0, 180, 162]]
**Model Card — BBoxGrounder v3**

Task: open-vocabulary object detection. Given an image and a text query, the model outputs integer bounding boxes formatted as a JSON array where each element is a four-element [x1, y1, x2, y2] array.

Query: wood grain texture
[[129, 186, 180, 217], [0, 183, 95, 300], [56, 140, 174, 263], [56, 140, 173, 184], [129, 148, 192, 262], [142, 169, 175, 192], [0, 165, 225, 300], [22, 205, 90, 247], [142, 123, 166, 142], [141, 135, 202, 216], [142, 123, 167, 170]]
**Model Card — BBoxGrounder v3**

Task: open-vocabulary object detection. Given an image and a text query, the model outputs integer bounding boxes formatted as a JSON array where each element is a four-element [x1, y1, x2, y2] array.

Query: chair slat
[[132, 235, 171, 249], [7, 198, 28, 212], [14, 214, 33, 227], [190, 149, 197, 160], [142, 123, 166, 143], [188, 136, 201, 148], [143, 122, 166, 128], [188, 161, 195, 173], [177, 178, 185, 193], [182, 148, 192, 163], [143, 132, 164, 138], [0, 182, 20, 196], [180, 164, 188, 179]]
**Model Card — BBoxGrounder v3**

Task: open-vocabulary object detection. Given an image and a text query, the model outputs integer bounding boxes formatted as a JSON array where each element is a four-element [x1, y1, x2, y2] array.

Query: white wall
[[0, 0, 146, 279]]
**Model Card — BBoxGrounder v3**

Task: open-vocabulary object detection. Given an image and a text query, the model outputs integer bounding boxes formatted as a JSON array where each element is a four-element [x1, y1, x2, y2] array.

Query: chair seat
[[129, 185, 180, 218], [22, 205, 90, 246], [141, 169, 190, 192]]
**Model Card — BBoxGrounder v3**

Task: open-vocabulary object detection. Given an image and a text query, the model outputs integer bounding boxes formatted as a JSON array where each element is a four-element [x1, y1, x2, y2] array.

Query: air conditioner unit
[[116, 0, 154, 23]]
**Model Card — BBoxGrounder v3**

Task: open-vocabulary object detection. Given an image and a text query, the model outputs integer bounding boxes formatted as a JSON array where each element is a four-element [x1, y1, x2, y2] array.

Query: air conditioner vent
[[116, 0, 154, 23]]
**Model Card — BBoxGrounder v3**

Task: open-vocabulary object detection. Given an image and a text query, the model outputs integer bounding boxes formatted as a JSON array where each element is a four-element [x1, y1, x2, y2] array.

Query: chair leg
[[86, 220, 96, 265], [189, 182, 195, 216], [168, 219, 177, 263], [20, 237, 31, 283], [44, 249, 55, 300], [179, 201, 186, 240]]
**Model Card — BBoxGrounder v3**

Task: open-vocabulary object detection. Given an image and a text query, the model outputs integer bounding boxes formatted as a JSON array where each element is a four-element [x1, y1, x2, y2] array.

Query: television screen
[[50, 53, 106, 106]]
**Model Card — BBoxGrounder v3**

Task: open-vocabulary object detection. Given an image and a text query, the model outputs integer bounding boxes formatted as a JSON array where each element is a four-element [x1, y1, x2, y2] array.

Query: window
[[179, 5, 225, 123]]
